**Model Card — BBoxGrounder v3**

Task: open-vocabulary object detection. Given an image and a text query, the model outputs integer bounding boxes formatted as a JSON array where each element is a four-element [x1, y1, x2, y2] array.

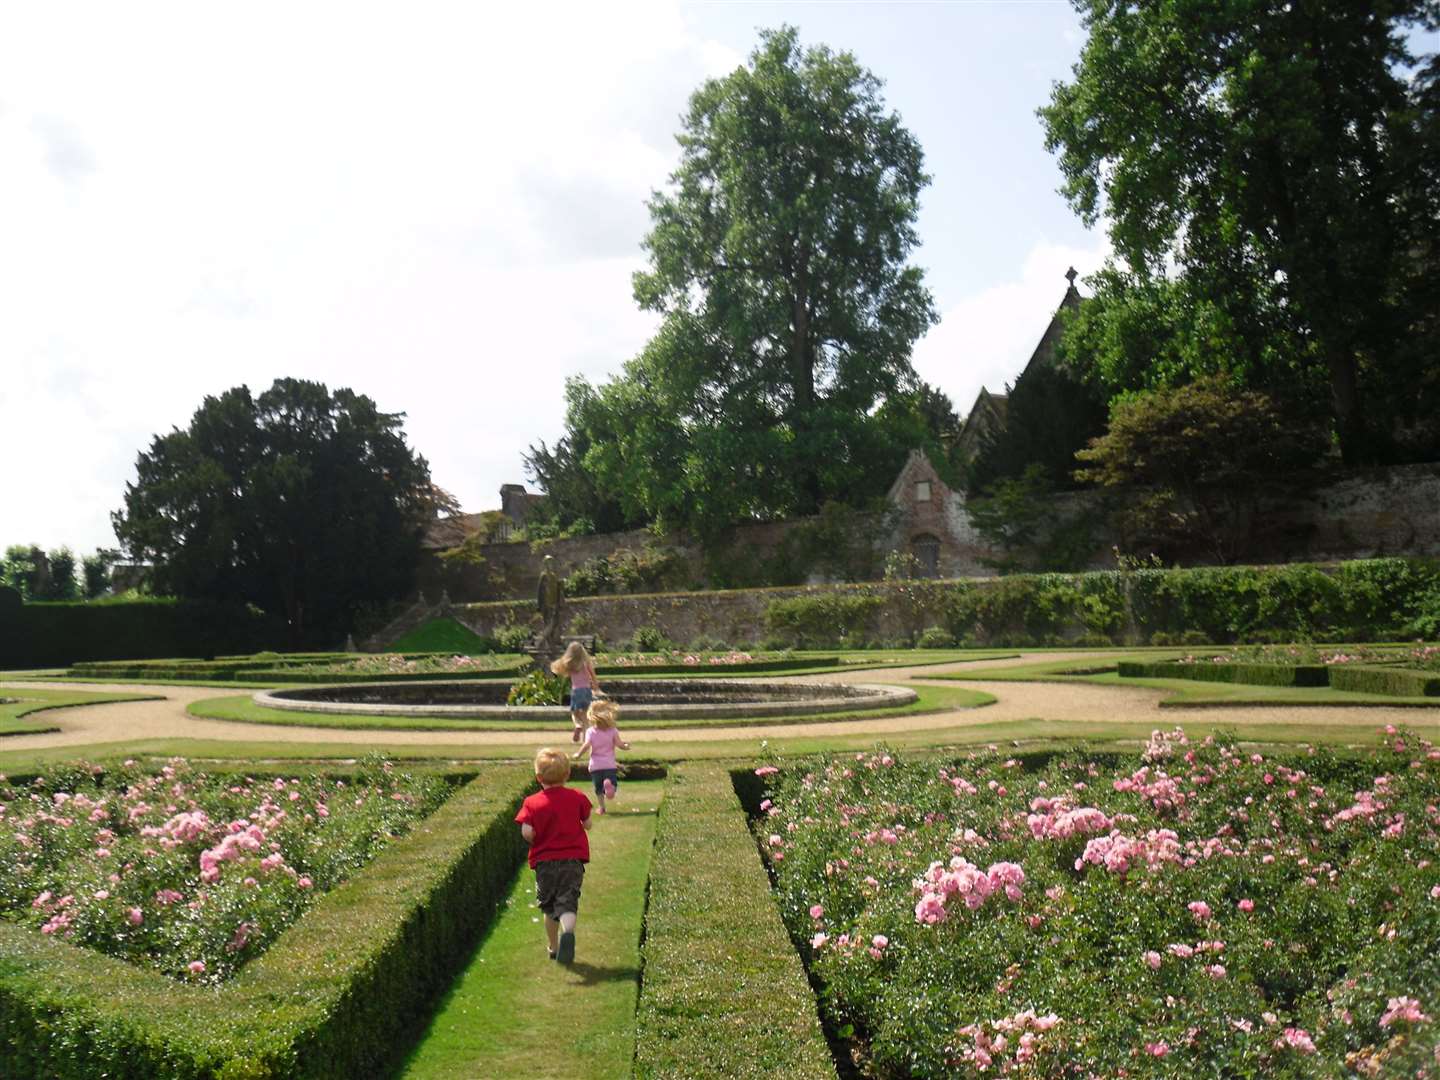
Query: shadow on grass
[[564, 959, 640, 987]]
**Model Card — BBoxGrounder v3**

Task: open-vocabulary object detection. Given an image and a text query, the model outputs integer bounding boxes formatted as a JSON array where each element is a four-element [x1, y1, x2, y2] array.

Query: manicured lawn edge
[[0, 764, 534, 1079], [633, 764, 837, 1080]]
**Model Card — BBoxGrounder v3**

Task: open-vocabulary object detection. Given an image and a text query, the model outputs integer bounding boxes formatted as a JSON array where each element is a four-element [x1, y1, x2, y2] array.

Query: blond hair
[[534, 748, 571, 785], [588, 697, 620, 730], [549, 641, 592, 677]]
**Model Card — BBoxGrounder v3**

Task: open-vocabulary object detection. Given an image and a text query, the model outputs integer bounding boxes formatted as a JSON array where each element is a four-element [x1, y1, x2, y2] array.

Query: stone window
[[915, 480, 931, 503], [912, 533, 940, 578]]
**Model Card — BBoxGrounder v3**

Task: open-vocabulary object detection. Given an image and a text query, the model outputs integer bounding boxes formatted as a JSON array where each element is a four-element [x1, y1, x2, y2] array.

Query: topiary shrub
[[916, 626, 957, 648]]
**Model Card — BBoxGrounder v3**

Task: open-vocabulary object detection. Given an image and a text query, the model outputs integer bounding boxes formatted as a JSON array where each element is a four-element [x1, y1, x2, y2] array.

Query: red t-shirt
[[515, 784, 592, 868]]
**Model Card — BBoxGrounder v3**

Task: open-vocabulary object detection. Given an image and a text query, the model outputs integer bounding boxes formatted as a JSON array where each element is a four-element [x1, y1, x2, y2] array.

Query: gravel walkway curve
[[2, 651, 1432, 753]]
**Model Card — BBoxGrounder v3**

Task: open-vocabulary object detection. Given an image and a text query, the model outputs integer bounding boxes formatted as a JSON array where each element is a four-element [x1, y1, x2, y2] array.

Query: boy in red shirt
[[515, 747, 593, 964]]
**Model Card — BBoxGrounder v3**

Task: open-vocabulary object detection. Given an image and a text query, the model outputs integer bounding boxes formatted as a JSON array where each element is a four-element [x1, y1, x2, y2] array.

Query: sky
[[1, 1, 1113, 555]]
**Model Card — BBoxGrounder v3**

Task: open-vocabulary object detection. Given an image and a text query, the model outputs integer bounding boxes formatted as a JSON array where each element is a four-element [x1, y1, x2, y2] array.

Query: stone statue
[[536, 555, 564, 648]]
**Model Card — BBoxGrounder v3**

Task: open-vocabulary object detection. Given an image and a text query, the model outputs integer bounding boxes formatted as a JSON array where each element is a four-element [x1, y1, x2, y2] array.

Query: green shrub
[[1118, 660, 1330, 686], [764, 593, 884, 648], [916, 626, 957, 648], [505, 668, 566, 706], [631, 625, 675, 652], [1328, 665, 1440, 697], [493, 622, 532, 652], [0, 766, 532, 1079], [632, 766, 836, 1080]]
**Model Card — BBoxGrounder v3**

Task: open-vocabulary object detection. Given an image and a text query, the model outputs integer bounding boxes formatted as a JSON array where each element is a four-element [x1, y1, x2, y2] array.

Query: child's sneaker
[[571, 726, 582, 743], [556, 930, 575, 964], [597, 804, 606, 814], [603, 778, 617, 799]]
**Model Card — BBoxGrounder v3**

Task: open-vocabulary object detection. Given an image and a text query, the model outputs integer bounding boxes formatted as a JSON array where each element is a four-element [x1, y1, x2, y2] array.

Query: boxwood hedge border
[[1119, 659, 1440, 697], [0, 764, 534, 1079], [634, 764, 837, 1080]]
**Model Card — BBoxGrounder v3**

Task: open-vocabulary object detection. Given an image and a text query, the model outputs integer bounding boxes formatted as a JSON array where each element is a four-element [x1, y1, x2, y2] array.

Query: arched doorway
[[911, 533, 940, 578]]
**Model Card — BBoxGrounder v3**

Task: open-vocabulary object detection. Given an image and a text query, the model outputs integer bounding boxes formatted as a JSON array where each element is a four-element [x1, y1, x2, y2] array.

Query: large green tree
[[563, 27, 936, 536], [112, 379, 443, 643], [1042, 0, 1440, 462]]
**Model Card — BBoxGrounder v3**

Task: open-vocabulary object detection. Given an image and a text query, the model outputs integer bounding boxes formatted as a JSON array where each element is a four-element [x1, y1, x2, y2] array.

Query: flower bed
[[754, 731, 1440, 1077], [0, 763, 532, 1079], [0, 758, 449, 982]]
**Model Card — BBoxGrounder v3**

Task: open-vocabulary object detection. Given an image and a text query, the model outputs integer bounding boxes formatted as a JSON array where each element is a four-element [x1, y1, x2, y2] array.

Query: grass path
[[397, 779, 663, 1080]]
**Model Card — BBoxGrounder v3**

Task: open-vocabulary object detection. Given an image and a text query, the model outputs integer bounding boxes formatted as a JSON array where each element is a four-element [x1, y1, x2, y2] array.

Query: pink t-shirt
[[571, 662, 594, 690], [585, 726, 621, 771]]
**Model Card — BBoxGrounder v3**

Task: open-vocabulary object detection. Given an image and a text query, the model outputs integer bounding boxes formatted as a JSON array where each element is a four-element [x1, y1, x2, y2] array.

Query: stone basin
[[252, 678, 917, 722]]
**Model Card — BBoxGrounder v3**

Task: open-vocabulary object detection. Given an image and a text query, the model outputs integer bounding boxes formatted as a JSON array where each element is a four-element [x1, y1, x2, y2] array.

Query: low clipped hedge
[[1120, 659, 1440, 698], [1329, 665, 1440, 698], [0, 765, 533, 1079], [1118, 659, 1331, 687], [67, 654, 527, 683], [597, 656, 839, 677], [634, 765, 836, 1080]]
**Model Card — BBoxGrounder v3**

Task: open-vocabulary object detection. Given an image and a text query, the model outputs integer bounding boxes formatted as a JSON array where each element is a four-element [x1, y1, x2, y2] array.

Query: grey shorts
[[534, 858, 585, 917]]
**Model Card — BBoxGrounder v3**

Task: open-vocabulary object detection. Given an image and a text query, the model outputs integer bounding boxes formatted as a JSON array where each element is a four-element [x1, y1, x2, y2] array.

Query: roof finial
[[1065, 266, 1078, 286]]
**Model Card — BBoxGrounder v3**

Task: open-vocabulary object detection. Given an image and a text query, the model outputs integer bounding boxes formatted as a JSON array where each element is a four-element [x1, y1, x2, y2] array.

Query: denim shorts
[[569, 687, 594, 713], [589, 768, 619, 796]]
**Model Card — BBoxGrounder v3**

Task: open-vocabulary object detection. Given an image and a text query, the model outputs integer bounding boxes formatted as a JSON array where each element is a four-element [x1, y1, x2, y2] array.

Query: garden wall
[[421, 557, 1440, 650], [418, 463, 1440, 603]]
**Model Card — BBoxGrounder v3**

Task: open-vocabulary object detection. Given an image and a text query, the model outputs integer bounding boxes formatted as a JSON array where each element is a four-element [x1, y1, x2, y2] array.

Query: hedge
[[1, 600, 288, 669], [597, 657, 840, 677], [1117, 660, 1331, 687], [1119, 659, 1440, 698], [633, 765, 837, 1080], [1328, 665, 1440, 698], [759, 558, 1440, 648], [0, 765, 533, 1079]]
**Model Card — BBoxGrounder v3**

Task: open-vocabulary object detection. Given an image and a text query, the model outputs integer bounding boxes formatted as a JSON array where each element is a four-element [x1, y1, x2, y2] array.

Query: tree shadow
[[564, 960, 639, 987]]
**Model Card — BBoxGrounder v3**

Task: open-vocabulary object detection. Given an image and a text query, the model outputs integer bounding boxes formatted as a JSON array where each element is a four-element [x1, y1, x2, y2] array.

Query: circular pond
[[252, 678, 916, 722]]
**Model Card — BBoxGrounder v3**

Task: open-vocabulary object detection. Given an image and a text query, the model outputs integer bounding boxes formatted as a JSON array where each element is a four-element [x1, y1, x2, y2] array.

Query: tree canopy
[[1042, 0, 1440, 462], [531, 26, 937, 537], [112, 378, 444, 642]]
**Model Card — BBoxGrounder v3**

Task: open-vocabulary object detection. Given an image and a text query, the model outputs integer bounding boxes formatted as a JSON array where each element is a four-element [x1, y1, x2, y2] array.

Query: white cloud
[[0, 2, 740, 552], [911, 236, 1111, 417]]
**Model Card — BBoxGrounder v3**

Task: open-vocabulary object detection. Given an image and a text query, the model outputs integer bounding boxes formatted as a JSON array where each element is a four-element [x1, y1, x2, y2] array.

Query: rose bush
[[0, 756, 448, 983], [756, 728, 1440, 1077]]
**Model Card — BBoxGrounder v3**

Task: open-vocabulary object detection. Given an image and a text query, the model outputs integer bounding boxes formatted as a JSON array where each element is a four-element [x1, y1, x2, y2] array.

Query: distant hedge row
[[1120, 660, 1440, 697], [634, 765, 837, 1080], [0, 765, 531, 1079], [0, 598, 288, 670]]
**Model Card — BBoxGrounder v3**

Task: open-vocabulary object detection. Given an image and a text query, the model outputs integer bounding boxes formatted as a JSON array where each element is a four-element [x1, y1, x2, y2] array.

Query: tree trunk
[[1325, 343, 1371, 465], [790, 247, 822, 512]]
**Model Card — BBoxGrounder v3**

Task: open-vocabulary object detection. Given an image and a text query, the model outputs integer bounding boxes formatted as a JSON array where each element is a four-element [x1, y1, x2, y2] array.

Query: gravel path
[[1, 657, 1429, 753]]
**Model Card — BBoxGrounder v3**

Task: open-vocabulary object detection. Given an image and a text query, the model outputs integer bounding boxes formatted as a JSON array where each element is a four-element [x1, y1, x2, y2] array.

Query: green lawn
[[398, 780, 663, 1080], [184, 683, 994, 732], [0, 688, 156, 737]]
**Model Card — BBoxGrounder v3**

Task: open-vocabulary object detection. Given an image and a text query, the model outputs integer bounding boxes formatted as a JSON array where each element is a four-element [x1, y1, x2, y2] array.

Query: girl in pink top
[[551, 641, 600, 743], [572, 698, 630, 814]]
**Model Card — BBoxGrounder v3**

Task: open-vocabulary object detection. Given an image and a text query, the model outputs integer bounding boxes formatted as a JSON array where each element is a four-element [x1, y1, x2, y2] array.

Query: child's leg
[[570, 708, 587, 741], [544, 914, 560, 956], [556, 911, 577, 963]]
